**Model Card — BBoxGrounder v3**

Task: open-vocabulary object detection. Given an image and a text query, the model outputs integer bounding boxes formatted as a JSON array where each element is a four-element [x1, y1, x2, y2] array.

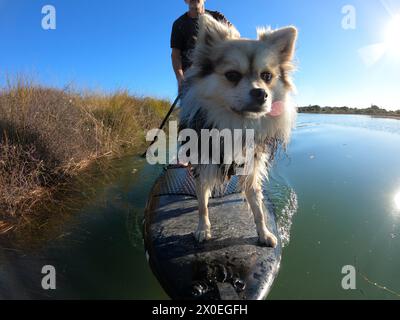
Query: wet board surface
[[143, 166, 281, 300]]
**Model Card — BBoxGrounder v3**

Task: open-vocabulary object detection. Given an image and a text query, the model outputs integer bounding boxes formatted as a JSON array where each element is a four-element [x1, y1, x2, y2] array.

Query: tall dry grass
[[0, 79, 170, 233]]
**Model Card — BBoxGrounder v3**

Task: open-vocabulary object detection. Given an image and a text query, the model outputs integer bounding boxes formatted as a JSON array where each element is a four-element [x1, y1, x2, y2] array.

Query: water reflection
[[394, 190, 400, 211]]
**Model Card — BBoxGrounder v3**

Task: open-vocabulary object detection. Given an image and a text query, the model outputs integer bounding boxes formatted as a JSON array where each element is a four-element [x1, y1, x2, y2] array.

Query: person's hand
[[177, 74, 185, 92]]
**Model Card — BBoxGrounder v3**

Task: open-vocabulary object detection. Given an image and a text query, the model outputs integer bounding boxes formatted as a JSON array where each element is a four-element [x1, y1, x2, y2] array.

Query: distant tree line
[[298, 105, 400, 117]]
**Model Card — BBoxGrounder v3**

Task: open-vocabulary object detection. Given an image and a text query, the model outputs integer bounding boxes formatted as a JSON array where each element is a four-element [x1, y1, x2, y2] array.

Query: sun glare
[[385, 15, 400, 55], [395, 190, 400, 211]]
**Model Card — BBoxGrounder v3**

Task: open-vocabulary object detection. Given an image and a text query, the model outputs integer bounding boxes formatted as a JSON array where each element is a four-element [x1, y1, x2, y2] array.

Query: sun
[[385, 15, 400, 55]]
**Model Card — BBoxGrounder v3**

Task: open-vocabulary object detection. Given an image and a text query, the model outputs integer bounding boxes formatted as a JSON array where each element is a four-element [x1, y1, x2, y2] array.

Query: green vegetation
[[0, 79, 169, 233], [298, 105, 400, 118]]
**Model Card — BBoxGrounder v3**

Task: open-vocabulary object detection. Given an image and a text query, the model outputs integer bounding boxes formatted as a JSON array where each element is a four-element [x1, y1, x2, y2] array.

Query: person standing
[[171, 0, 231, 91]]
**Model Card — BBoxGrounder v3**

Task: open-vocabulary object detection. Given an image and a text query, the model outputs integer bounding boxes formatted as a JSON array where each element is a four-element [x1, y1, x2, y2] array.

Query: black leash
[[141, 94, 181, 158]]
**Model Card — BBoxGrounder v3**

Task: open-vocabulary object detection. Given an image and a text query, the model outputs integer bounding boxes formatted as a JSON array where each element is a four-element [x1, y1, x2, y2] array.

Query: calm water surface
[[1, 114, 399, 299]]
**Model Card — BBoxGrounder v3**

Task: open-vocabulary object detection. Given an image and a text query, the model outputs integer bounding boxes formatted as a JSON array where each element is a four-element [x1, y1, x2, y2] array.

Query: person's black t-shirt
[[171, 10, 231, 72]]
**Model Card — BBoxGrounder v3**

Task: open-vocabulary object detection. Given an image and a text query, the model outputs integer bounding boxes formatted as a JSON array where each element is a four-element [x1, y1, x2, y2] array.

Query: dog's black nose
[[250, 89, 268, 105]]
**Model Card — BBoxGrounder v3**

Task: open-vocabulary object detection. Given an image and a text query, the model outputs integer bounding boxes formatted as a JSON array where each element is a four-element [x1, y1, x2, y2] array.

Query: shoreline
[[298, 112, 400, 120]]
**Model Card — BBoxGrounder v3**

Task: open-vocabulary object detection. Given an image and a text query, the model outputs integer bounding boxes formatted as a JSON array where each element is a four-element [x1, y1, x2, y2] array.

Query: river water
[[1, 114, 399, 299]]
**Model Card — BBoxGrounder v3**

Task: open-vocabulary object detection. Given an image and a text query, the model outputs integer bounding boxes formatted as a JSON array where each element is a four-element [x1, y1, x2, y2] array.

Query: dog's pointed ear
[[197, 14, 240, 49], [258, 26, 297, 62]]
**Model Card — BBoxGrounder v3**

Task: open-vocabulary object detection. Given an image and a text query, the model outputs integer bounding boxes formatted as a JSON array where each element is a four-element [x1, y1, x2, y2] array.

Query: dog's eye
[[225, 71, 242, 83], [260, 72, 273, 83]]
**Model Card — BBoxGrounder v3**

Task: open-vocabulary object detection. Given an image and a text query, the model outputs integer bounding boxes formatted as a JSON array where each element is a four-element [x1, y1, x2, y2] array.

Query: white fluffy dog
[[179, 14, 297, 247]]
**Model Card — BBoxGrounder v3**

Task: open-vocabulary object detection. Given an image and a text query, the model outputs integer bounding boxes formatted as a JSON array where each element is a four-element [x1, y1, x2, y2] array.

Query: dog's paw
[[258, 229, 278, 248], [194, 228, 211, 243]]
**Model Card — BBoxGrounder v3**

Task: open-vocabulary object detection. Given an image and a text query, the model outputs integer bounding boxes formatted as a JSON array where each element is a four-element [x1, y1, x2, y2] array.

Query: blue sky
[[1, 0, 400, 109]]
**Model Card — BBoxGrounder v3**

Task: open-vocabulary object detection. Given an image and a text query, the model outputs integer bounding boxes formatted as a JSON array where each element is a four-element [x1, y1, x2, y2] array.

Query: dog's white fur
[[179, 15, 297, 247]]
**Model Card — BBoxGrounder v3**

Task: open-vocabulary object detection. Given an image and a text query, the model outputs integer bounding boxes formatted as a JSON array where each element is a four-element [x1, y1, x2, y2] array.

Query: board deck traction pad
[[156, 165, 242, 198]]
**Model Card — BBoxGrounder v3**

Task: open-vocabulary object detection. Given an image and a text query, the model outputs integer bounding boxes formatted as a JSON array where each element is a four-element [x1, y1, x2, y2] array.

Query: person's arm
[[171, 20, 185, 92], [171, 48, 184, 91]]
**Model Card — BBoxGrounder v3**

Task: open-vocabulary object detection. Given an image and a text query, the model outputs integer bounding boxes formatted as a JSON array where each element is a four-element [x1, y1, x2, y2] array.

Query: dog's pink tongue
[[268, 101, 285, 117]]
